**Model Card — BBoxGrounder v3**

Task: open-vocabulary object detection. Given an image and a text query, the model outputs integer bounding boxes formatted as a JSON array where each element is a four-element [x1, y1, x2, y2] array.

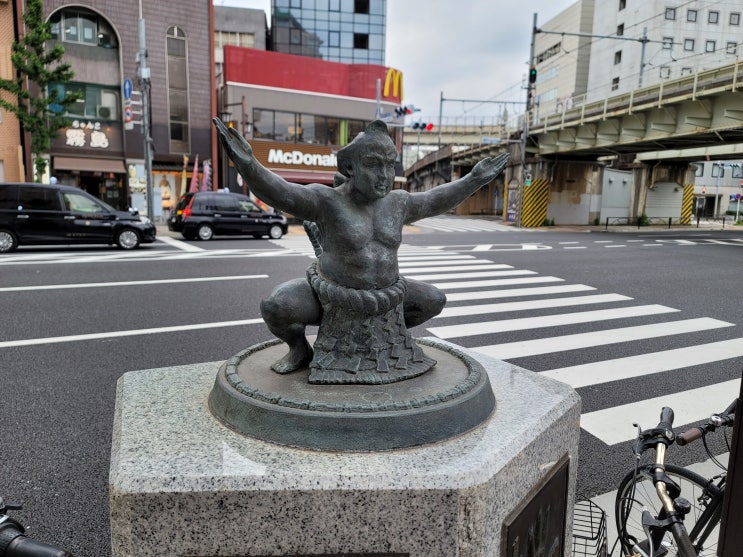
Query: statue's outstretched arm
[[405, 152, 509, 223], [214, 118, 320, 220]]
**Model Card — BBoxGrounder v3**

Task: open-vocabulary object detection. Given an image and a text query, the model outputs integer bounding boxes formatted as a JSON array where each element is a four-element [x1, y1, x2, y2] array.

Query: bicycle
[[0, 496, 73, 556], [614, 401, 735, 557]]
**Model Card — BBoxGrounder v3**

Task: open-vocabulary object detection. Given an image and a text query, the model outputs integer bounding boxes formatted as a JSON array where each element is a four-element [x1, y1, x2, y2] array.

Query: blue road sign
[[123, 79, 133, 100]]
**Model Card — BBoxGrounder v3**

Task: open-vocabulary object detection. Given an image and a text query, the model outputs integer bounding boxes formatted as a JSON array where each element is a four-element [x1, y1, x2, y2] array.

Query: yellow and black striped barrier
[[680, 184, 694, 224], [520, 178, 550, 227]]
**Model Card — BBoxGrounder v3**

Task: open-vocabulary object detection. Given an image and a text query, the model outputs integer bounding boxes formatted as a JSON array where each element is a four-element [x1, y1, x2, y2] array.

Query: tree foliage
[[0, 0, 81, 181]]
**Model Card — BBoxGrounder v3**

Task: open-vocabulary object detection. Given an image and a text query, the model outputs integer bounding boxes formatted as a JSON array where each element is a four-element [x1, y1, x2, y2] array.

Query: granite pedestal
[[109, 338, 580, 557]]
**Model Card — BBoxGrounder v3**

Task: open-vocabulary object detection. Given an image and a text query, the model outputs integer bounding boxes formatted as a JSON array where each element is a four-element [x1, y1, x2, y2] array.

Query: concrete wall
[[544, 161, 601, 225]]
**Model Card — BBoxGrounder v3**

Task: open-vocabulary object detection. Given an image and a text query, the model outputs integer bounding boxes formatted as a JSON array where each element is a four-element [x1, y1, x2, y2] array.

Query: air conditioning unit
[[97, 106, 112, 119]]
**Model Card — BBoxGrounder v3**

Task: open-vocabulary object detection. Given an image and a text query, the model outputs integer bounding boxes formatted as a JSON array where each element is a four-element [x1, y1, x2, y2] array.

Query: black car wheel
[[197, 223, 214, 241], [268, 224, 284, 239], [115, 229, 141, 250], [0, 229, 18, 253]]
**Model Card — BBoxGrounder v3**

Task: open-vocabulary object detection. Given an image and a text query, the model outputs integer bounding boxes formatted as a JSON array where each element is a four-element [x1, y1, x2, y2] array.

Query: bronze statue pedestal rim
[[208, 337, 496, 451]]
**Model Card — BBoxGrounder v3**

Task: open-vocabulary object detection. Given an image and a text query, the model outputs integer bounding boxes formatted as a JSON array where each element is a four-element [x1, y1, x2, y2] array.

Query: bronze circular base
[[208, 338, 496, 451]]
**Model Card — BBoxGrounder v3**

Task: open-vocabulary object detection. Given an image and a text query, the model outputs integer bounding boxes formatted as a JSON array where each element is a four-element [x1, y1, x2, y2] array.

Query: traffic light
[[528, 66, 537, 84], [395, 106, 413, 117], [411, 122, 434, 131]]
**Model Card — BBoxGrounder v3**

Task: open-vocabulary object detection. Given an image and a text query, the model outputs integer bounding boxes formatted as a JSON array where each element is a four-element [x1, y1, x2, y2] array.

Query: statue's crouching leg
[[403, 278, 447, 328], [260, 278, 321, 374]]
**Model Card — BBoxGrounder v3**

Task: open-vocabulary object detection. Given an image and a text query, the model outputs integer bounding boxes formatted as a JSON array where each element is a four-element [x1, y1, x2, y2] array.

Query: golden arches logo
[[383, 68, 404, 100]]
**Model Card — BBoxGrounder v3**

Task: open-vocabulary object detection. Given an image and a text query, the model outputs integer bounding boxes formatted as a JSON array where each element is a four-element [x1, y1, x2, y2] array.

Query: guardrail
[[538, 60, 743, 133], [606, 216, 737, 230], [605, 216, 680, 230]]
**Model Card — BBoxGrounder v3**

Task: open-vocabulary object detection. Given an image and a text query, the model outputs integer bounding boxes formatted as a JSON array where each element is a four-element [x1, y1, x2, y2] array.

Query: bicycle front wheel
[[615, 464, 721, 557]]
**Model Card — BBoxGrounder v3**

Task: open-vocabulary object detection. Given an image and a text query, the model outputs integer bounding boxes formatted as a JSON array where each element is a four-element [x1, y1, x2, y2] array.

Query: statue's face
[[351, 142, 397, 201]]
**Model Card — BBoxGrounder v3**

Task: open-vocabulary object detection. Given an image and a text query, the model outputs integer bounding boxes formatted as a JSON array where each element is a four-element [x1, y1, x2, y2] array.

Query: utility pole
[[518, 13, 537, 228], [138, 0, 154, 220]]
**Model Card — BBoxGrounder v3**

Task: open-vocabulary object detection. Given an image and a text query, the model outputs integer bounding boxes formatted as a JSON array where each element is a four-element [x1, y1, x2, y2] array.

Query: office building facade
[[270, 0, 386, 64], [5, 0, 214, 216]]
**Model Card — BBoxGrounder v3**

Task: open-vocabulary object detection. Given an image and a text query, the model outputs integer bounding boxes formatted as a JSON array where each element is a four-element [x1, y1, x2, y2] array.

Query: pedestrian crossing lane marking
[[542, 337, 743, 388], [433, 276, 565, 289], [436, 293, 632, 319], [444, 284, 596, 302], [428, 305, 679, 339], [405, 269, 536, 281], [581, 379, 742, 445], [400, 263, 514, 274], [471, 318, 732, 360]]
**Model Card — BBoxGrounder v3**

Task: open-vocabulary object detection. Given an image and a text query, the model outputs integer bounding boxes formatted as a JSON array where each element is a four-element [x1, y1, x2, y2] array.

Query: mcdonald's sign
[[383, 68, 404, 101]]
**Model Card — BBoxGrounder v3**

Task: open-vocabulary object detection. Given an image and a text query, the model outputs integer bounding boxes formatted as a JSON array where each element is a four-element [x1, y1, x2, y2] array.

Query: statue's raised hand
[[213, 117, 256, 175], [470, 152, 510, 183]]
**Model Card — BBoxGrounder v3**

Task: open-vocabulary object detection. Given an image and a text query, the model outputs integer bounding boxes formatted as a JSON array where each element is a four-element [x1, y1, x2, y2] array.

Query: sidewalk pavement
[[156, 219, 740, 239]]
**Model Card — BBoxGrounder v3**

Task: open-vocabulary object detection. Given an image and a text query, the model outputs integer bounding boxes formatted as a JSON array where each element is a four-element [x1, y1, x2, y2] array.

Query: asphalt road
[[1, 219, 742, 555]]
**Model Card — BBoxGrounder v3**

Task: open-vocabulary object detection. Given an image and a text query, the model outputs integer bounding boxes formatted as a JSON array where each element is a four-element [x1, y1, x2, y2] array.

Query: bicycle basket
[[572, 500, 607, 557]]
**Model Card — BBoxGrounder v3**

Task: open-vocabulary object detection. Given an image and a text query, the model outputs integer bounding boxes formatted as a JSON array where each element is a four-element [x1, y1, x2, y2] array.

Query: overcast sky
[[214, 0, 576, 123]]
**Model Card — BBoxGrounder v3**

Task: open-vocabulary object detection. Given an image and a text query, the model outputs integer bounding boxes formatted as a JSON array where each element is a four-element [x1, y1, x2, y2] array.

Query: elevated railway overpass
[[405, 61, 743, 226]]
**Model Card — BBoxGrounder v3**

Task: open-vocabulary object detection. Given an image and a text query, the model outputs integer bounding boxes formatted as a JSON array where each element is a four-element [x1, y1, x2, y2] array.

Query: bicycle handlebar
[[676, 399, 737, 446], [0, 499, 73, 557], [659, 406, 675, 431], [676, 427, 704, 446]]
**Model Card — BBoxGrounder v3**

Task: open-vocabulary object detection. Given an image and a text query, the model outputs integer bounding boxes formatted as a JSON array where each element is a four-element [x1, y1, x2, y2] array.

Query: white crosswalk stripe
[[403, 248, 743, 450], [413, 216, 519, 232]]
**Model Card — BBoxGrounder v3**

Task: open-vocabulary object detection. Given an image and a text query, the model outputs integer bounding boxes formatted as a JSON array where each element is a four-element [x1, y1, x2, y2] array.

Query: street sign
[[736, 193, 741, 200], [123, 79, 133, 101]]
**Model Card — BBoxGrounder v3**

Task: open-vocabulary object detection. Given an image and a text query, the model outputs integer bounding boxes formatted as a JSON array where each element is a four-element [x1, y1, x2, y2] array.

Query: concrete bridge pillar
[[631, 160, 697, 222]]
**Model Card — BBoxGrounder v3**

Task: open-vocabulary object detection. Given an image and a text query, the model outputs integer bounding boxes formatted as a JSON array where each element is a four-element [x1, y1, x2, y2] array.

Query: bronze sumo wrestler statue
[[214, 118, 508, 385]]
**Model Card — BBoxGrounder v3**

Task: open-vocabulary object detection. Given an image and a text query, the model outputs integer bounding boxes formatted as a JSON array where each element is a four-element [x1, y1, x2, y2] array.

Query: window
[[48, 83, 120, 120], [687, 9, 697, 22], [662, 37, 673, 49], [167, 26, 189, 153], [706, 40, 716, 52], [353, 33, 368, 49], [252, 108, 360, 146], [614, 50, 622, 64], [616, 23, 624, 36], [733, 165, 743, 178], [611, 77, 620, 91], [727, 42, 737, 55], [20, 187, 61, 211], [708, 11, 719, 24], [712, 164, 725, 177], [62, 192, 105, 213], [684, 39, 695, 51], [354, 0, 369, 14], [694, 164, 704, 177], [665, 8, 676, 20], [49, 9, 118, 48], [619, 0, 625, 9], [681, 67, 693, 76], [731, 13, 741, 26], [252, 109, 276, 139], [659, 66, 671, 79]]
